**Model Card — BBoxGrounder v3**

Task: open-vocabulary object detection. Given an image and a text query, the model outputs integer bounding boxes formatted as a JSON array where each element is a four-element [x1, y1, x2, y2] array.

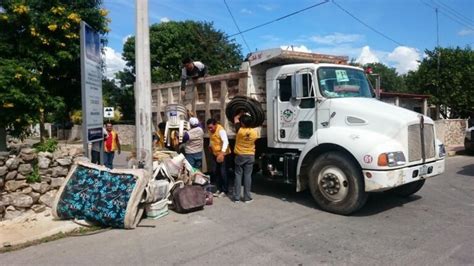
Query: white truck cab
[[262, 62, 446, 214]]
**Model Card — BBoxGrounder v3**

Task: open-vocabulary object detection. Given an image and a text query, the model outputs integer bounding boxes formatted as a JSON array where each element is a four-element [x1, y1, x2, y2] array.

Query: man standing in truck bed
[[180, 57, 208, 95]]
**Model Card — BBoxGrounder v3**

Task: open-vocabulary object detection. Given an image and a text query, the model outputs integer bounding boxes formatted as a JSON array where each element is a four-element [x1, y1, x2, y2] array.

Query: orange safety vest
[[104, 130, 119, 152], [209, 124, 230, 156]]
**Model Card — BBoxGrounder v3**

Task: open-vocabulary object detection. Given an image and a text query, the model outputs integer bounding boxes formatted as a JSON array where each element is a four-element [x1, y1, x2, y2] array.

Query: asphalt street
[[1, 155, 473, 265]]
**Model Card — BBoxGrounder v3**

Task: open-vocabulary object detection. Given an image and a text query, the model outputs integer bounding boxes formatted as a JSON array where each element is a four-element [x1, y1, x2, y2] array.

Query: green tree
[[405, 47, 474, 118], [102, 78, 135, 122], [364, 62, 407, 92], [120, 20, 243, 85], [0, 0, 109, 149]]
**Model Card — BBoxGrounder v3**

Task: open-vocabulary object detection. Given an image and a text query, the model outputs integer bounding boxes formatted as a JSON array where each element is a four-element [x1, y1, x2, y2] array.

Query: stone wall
[[114, 125, 136, 146], [0, 145, 86, 220], [435, 119, 467, 146]]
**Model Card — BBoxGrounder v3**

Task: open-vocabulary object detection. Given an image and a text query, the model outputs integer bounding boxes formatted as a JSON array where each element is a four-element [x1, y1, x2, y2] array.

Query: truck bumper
[[363, 159, 445, 192]]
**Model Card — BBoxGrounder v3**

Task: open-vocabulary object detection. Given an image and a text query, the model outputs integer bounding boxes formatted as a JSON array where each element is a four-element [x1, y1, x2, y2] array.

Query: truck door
[[276, 69, 316, 144]]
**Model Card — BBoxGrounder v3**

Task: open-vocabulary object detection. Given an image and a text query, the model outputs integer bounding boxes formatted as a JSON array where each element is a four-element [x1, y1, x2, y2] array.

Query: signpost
[[80, 21, 103, 158], [104, 107, 115, 119]]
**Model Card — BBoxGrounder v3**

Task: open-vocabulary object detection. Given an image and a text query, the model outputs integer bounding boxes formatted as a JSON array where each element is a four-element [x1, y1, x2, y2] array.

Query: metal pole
[[135, 0, 153, 172]]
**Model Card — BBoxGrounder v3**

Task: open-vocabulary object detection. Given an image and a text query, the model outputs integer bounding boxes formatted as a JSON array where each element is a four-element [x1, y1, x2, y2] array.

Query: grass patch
[[120, 144, 133, 152]]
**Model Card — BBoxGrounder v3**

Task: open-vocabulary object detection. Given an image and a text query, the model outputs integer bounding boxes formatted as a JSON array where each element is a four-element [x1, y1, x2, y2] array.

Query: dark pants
[[234, 155, 254, 202], [185, 152, 202, 170], [104, 152, 115, 169], [91, 150, 101, 164], [211, 155, 228, 193]]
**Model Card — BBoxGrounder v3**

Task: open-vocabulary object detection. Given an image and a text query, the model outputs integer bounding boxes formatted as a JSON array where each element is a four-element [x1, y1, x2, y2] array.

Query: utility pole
[[135, 0, 153, 172]]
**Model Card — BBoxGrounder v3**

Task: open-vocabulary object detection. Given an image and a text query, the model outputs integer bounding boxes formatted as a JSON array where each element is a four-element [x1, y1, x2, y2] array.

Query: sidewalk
[[0, 209, 83, 248]]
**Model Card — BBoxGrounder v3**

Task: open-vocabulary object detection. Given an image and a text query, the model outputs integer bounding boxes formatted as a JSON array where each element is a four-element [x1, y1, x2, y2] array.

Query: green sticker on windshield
[[335, 70, 349, 82]]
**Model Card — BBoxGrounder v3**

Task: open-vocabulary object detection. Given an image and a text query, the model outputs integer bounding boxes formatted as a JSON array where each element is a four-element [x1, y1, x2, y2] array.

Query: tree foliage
[[364, 62, 407, 92], [120, 20, 243, 85], [404, 46, 474, 118], [0, 0, 109, 139]]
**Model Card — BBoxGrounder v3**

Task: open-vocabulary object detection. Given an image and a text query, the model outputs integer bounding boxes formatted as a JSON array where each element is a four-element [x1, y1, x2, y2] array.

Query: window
[[298, 121, 313, 139], [299, 73, 315, 108], [279, 76, 292, 102], [318, 67, 373, 98]]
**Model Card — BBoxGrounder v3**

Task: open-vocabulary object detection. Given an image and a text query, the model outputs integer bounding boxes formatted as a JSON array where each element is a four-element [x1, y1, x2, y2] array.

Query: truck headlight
[[377, 151, 406, 167], [438, 144, 446, 157]]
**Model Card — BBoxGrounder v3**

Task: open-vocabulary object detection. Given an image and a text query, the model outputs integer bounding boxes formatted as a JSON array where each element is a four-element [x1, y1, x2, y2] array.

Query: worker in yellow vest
[[104, 122, 121, 169], [206, 118, 230, 197], [232, 113, 259, 203]]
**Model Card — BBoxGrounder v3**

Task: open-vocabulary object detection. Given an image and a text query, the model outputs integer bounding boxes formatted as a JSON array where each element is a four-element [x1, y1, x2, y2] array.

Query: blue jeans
[[185, 152, 202, 170], [234, 155, 254, 202], [104, 152, 115, 169], [211, 155, 228, 194]]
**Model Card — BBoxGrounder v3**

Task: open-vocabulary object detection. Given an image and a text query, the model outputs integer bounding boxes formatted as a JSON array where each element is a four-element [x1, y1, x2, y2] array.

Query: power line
[[421, 0, 474, 30], [223, 0, 252, 53], [228, 0, 329, 37], [331, 0, 404, 46], [432, 0, 474, 25]]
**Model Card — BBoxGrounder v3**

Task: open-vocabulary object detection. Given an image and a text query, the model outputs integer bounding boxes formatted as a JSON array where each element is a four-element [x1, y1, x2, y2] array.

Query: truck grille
[[408, 123, 435, 162]]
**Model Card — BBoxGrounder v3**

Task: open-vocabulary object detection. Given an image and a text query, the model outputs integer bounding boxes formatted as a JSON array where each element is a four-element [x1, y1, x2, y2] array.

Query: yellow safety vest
[[210, 124, 230, 156], [234, 127, 259, 155]]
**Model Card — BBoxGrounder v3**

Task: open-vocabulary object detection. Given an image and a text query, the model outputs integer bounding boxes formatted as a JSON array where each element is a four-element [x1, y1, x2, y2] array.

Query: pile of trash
[[144, 150, 215, 220]]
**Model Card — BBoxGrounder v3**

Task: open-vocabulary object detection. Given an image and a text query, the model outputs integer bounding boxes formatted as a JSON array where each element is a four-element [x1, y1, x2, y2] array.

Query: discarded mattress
[[52, 161, 150, 229]]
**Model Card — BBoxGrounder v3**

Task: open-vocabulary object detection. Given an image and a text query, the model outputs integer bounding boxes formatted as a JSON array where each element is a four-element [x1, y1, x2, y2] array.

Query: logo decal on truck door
[[281, 108, 297, 127]]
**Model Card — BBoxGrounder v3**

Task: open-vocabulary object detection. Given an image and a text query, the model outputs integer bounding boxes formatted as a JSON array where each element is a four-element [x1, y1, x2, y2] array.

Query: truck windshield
[[317, 67, 373, 98]]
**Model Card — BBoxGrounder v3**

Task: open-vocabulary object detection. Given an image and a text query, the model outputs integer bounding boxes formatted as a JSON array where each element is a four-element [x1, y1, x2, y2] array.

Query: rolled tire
[[225, 96, 265, 128], [309, 152, 367, 215], [390, 179, 425, 197]]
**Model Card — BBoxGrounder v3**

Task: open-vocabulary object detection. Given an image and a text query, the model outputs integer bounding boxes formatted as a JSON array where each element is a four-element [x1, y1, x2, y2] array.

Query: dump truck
[[152, 48, 446, 214]]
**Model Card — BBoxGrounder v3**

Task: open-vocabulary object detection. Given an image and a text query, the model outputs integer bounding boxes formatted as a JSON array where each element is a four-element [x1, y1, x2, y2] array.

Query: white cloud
[[387, 46, 421, 74], [258, 4, 277, 11], [160, 17, 170, 23], [102, 47, 127, 81], [356, 46, 380, 65], [280, 45, 312, 53], [241, 8, 252, 14], [311, 32, 363, 45], [458, 29, 474, 36]]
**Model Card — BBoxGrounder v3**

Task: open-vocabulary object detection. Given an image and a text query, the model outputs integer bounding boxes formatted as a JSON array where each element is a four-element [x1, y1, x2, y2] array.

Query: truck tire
[[309, 152, 367, 215], [390, 179, 425, 197]]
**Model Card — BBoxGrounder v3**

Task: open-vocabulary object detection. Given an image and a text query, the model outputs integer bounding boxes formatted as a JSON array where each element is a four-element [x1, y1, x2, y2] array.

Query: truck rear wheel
[[309, 152, 367, 215], [390, 179, 425, 197]]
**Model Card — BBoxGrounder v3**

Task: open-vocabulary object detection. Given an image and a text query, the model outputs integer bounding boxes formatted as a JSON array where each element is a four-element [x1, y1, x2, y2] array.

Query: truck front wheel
[[309, 152, 367, 215]]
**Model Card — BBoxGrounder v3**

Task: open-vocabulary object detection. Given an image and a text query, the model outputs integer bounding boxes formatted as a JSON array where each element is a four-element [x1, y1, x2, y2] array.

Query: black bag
[[202, 184, 217, 194], [172, 185, 206, 213]]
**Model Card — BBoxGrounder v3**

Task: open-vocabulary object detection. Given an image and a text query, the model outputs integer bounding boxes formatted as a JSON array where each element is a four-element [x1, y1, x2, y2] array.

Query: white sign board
[[104, 107, 114, 118], [80, 21, 103, 142]]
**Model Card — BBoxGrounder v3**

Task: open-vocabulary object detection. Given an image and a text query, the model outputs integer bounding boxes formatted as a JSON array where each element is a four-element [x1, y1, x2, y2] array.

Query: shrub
[[27, 165, 41, 183], [34, 138, 58, 153]]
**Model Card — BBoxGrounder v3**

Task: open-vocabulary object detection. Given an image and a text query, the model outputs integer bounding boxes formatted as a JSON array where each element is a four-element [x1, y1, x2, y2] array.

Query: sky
[[102, 0, 474, 80]]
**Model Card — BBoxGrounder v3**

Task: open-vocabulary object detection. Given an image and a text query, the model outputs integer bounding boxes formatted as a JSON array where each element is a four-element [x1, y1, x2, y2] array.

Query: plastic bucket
[[165, 104, 187, 126]]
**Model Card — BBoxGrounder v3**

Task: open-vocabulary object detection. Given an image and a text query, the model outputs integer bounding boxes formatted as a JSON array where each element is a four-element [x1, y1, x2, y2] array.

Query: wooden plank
[[220, 80, 227, 126]]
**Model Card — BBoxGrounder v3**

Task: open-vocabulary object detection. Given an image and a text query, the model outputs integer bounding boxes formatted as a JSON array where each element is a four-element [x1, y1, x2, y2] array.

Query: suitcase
[[171, 185, 206, 213]]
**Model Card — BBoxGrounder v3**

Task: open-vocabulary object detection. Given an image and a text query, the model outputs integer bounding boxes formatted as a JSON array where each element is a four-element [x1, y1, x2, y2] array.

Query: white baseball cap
[[189, 117, 199, 126]]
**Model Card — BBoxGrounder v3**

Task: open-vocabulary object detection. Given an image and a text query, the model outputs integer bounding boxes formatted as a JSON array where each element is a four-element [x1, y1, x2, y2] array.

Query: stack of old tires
[[225, 96, 265, 128]]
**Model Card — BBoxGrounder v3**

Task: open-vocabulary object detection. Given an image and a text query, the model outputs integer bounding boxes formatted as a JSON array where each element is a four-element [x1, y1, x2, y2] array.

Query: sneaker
[[218, 192, 226, 198], [213, 190, 221, 197], [232, 200, 240, 203], [244, 199, 253, 203]]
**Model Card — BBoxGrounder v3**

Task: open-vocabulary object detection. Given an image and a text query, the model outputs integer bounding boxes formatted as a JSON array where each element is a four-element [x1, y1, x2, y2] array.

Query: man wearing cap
[[183, 117, 204, 169]]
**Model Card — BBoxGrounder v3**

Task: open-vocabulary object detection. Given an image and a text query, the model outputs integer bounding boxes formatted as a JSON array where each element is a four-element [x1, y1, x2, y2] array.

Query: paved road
[[1, 156, 473, 265]]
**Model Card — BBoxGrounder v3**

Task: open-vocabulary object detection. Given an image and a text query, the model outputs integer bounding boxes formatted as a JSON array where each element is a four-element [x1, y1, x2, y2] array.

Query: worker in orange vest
[[104, 122, 121, 169]]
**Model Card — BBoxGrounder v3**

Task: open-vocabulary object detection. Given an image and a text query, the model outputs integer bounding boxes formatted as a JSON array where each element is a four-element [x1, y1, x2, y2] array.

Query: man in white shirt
[[207, 118, 230, 197]]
